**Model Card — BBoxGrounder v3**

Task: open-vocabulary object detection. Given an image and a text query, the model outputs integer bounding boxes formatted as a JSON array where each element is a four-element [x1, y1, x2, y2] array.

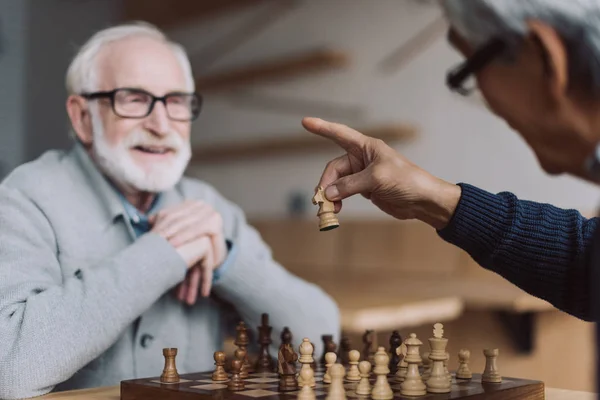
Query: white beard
[[89, 106, 191, 193]]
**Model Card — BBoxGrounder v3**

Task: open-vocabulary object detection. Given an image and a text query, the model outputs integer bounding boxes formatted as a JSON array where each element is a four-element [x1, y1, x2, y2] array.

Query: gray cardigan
[[0, 144, 340, 399]]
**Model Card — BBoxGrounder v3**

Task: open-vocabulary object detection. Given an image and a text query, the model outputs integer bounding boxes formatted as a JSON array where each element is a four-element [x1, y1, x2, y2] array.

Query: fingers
[[169, 213, 223, 248], [326, 167, 374, 201], [318, 154, 354, 193], [185, 267, 201, 305], [153, 202, 212, 239], [200, 239, 215, 298], [302, 117, 366, 151]]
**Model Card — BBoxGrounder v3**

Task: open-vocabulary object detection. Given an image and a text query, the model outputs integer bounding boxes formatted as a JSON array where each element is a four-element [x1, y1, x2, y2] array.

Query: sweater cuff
[[437, 183, 514, 264]]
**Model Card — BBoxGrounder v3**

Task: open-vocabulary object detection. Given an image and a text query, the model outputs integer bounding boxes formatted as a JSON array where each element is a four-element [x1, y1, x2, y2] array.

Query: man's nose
[[144, 101, 170, 136]]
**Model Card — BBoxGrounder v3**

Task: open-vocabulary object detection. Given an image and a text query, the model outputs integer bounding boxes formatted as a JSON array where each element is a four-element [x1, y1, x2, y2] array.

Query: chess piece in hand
[[302, 117, 461, 230]]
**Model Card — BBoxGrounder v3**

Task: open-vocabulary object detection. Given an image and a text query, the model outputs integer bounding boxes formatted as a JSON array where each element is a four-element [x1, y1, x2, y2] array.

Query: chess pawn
[[321, 334, 334, 367], [456, 349, 472, 380], [421, 352, 432, 381], [482, 348, 502, 383], [298, 338, 316, 388], [394, 342, 408, 382], [235, 348, 249, 379], [355, 360, 372, 396], [160, 348, 180, 383], [228, 359, 245, 391], [298, 367, 316, 400], [371, 346, 393, 400], [346, 350, 361, 381], [426, 323, 451, 393], [323, 352, 336, 384], [212, 351, 228, 381], [326, 363, 347, 400], [400, 333, 426, 396]]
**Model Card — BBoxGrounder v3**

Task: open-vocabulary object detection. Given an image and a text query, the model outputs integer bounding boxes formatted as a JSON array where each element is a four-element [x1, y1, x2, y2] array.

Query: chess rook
[[482, 348, 502, 383], [160, 348, 179, 383]]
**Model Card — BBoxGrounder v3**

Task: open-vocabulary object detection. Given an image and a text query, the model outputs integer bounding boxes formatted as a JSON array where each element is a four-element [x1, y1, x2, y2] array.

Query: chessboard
[[120, 367, 544, 400], [120, 316, 545, 400]]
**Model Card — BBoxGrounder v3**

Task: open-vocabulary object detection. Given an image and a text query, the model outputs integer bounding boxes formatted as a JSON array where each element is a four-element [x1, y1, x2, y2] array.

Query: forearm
[[436, 183, 598, 320], [0, 232, 186, 399]]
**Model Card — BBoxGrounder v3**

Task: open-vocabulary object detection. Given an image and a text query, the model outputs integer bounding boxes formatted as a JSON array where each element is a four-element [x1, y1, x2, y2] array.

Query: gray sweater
[[0, 144, 340, 399]]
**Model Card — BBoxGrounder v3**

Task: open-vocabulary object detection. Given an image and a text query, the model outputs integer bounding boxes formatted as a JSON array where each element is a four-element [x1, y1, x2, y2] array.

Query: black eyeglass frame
[[446, 37, 507, 96], [80, 87, 203, 121]]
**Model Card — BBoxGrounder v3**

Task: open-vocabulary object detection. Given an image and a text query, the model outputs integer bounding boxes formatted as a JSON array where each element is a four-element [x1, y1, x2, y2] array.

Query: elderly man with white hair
[[302, 0, 600, 392], [0, 23, 340, 399]]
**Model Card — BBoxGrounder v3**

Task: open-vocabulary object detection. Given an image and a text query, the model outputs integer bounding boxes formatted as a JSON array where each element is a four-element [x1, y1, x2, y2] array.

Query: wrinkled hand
[[150, 200, 226, 303], [301, 117, 461, 229]]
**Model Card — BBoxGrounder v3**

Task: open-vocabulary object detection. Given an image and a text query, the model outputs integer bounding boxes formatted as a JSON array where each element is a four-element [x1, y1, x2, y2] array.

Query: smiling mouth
[[132, 145, 174, 155]]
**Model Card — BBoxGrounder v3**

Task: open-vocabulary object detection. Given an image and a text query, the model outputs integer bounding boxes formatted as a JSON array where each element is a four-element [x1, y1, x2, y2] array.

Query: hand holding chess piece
[[160, 348, 180, 383], [312, 186, 339, 231]]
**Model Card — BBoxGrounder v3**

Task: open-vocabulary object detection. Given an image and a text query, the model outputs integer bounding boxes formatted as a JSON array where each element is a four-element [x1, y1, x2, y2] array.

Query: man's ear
[[66, 95, 93, 146], [526, 19, 568, 102]]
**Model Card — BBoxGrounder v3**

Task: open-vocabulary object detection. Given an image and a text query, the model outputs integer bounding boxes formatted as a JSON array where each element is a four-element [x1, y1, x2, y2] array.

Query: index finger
[[302, 117, 366, 151]]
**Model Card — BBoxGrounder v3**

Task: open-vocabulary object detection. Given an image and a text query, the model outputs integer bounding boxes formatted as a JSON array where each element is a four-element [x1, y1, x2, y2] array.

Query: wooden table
[[38, 385, 596, 399]]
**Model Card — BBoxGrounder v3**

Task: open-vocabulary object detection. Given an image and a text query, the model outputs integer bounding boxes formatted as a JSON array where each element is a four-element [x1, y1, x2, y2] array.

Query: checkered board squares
[[149, 378, 192, 384], [244, 377, 279, 383]]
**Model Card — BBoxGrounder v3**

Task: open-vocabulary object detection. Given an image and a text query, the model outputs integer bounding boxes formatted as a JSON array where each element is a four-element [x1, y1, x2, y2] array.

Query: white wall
[[170, 0, 600, 219]]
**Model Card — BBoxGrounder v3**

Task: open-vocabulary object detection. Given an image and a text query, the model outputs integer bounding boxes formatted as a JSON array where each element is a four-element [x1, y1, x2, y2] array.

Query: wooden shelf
[[190, 124, 416, 164], [195, 48, 350, 93], [122, 0, 266, 30]]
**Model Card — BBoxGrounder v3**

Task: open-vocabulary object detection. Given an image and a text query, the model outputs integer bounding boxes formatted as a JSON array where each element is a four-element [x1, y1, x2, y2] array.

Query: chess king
[[0, 22, 340, 399], [302, 0, 600, 392]]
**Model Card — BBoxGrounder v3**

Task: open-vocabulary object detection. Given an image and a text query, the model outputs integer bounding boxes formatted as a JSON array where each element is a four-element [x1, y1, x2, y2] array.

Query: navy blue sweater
[[437, 183, 599, 321]]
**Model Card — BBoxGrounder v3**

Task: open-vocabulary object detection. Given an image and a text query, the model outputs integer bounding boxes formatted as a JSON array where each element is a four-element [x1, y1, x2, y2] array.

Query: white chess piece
[[298, 368, 316, 400], [482, 349, 502, 383], [395, 342, 407, 382], [426, 323, 451, 393], [371, 346, 393, 400], [400, 333, 426, 396], [326, 363, 347, 400], [346, 350, 361, 381], [298, 338, 316, 387], [456, 349, 472, 380], [421, 352, 432, 381], [323, 352, 337, 384], [355, 361, 372, 396]]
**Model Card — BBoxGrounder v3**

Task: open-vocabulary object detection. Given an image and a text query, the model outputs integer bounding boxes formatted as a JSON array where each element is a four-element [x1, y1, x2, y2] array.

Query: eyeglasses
[[446, 38, 507, 96], [80, 88, 202, 121]]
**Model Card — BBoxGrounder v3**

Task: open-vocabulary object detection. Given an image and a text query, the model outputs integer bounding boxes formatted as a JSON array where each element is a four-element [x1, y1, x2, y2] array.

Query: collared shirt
[[116, 190, 235, 282]]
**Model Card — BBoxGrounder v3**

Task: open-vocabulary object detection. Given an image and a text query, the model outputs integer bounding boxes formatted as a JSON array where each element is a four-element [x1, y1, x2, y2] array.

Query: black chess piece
[[362, 329, 374, 362], [254, 313, 275, 372], [320, 334, 337, 367], [340, 335, 351, 366], [228, 359, 245, 391], [278, 327, 298, 391], [388, 330, 402, 374], [234, 321, 252, 373]]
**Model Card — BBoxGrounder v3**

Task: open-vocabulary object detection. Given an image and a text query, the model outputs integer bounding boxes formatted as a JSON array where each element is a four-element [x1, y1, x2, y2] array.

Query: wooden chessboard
[[120, 367, 545, 400]]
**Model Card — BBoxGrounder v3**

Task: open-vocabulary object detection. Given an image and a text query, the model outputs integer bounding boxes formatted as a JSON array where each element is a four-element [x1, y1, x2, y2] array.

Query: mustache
[[121, 130, 186, 151]]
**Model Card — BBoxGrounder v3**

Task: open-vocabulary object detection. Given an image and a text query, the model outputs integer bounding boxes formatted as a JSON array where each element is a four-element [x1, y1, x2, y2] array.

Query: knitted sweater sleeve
[[437, 183, 598, 321]]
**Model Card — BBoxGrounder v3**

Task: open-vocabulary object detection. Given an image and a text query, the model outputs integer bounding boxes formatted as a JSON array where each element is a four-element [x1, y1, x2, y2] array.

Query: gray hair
[[441, 0, 600, 93], [65, 21, 194, 94]]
